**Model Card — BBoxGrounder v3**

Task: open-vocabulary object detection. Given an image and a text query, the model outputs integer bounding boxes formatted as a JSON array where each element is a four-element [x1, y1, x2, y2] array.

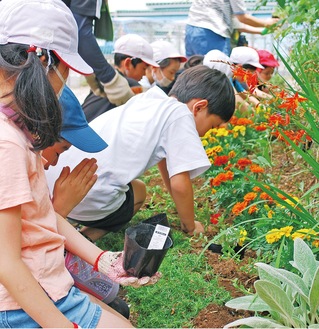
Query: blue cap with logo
[[59, 86, 108, 153]]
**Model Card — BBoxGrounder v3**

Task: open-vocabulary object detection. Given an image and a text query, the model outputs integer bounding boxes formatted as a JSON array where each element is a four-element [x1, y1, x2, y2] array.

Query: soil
[[138, 144, 317, 328]]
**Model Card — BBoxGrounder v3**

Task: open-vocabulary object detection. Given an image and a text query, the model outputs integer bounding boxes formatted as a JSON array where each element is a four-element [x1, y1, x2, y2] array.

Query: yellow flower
[[279, 226, 293, 237], [233, 125, 246, 136], [267, 210, 274, 218], [211, 188, 217, 194], [265, 228, 284, 244], [238, 229, 247, 246], [292, 228, 317, 240], [215, 128, 229, 137], [202, 129, 214, 139], [278, 196, 301, 209], [228, 150, 236, 158], [211, 145, 223, 153], [202, 140, 208, 147]]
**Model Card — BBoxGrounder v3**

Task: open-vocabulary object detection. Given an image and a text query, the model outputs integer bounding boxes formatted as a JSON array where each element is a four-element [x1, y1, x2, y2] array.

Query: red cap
[[257, 50, 279, 68]]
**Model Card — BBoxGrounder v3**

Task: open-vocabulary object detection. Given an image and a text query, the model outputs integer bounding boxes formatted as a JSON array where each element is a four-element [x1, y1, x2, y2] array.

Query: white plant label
[[147, 224, 170, 250]]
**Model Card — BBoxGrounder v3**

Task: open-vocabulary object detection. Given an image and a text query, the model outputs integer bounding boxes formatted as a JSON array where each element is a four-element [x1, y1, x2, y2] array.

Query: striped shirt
[[187, 0, 246, 38]]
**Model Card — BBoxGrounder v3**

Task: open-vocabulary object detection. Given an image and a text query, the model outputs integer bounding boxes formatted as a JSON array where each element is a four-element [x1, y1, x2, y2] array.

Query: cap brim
[[170, 54, 188, 63], [54, 50, 93, 75], [250, 62, 264, 69], [61, 126, 108, 153], [141, 57, 159, 67]]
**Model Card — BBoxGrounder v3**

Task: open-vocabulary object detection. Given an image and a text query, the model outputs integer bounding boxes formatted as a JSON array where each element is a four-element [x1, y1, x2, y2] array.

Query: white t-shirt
[[46, 87, 210, 221], [187, 0, 246, 38]]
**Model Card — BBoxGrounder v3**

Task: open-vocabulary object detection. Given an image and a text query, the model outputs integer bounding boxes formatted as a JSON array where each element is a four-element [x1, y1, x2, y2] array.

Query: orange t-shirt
[[0, 112, 73, 310]]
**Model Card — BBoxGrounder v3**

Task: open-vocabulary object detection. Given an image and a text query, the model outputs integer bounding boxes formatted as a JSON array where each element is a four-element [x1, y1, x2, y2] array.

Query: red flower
[[213, 155, 229, 166], [210, 213, 221, 224], [278, 92, 307, 115]]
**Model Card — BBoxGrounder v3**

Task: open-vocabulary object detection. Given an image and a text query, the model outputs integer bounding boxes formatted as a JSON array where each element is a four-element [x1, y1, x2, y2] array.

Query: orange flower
[[213, 155, 229, 166], [236, 158, 252, 170], [260, 192, 273, 203], [248, 205, 258, 214], [278, 92, 307, 115], [231, 66, 258, 93], [244, 192, 257, 202], [268, 113, 290, 127], [250, 164, 265, 173], [253, 186, 262, 192], [236, 118, 253, 125], [229, 116, 238, 125], [255, 124, 268, 131], [232, 201, 248, 216]]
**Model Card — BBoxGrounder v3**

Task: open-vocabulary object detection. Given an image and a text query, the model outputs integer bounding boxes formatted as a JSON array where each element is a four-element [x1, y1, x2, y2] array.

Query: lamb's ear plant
[[224, 238, 319, 328]]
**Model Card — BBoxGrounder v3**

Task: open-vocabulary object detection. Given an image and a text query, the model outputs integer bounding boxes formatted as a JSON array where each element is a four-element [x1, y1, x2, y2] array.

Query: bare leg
[[86, 293, 134, 328], [80, 226, 108, 242], [131, 179, 146, 215]]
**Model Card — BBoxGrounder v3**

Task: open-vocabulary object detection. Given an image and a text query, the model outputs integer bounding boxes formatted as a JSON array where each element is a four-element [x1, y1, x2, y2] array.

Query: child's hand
[[94, 251, 161, 288], [52, 158, 98, 217]]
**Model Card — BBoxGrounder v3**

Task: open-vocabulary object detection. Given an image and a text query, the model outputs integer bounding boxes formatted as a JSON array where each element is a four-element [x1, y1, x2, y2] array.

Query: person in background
[[82, 33, 158, 123], [62, 0, 135, 106], [139, 40, 187, 94], [185, 0, 279, 57], [230, 46, 271, 109], [256, 49, 280, 93], [46, 66, 236, 242], [184, 55, 204, 69], [0, 0, 158, 327]]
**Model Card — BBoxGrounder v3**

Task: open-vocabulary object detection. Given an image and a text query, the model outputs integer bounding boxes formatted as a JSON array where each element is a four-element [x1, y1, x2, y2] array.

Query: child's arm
[[0, 206, 73, 328], [158, 160, 204, 235]]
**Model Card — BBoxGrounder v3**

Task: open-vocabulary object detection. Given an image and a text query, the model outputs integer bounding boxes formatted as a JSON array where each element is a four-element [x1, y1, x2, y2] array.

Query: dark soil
[[139, 144, 316, 328]]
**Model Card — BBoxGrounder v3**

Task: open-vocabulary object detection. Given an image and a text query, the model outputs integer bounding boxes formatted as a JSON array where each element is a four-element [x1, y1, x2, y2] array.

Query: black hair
[[168, 65, 235, 122], [0, 43, 62, 150], [157, 57, 182, 69], [184, 55, 204, 69], [242, 64, 257, 71], [114, 53, 143, 68]]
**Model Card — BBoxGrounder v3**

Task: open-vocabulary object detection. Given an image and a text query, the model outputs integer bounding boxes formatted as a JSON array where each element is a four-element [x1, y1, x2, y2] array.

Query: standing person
[[185, 0, 279, 57], [82, 33, 158, 123], [63, 0, 135, 106], [46, 66, 236, 242], [0, 1, 159, 328]]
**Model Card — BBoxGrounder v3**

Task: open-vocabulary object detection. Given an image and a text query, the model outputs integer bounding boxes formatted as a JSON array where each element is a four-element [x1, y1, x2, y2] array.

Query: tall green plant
[[224, 238, 319, 328]]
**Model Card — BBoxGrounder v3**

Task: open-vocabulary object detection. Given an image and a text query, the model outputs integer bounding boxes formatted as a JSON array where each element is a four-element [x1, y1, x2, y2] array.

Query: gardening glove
[[85, 73, 107, 98], [102, 71, 135, 106], [94, 251, 161, 288]]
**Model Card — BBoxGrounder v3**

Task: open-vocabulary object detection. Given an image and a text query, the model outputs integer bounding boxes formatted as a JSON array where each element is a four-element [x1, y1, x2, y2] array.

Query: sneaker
[[108, 296, 130, 319]]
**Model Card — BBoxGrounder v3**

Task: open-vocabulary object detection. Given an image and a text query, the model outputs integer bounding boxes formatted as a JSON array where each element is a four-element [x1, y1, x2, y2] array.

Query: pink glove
[[93, 251, 161, 288]]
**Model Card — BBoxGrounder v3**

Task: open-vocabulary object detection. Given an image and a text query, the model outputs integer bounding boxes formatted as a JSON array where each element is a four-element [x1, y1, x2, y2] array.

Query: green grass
[[96, 168, 232, 327]]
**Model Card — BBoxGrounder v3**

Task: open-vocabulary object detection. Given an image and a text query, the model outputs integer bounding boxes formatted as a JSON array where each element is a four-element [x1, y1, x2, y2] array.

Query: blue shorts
[[185, 24, 231, 57], [0, 286, 102, 328]]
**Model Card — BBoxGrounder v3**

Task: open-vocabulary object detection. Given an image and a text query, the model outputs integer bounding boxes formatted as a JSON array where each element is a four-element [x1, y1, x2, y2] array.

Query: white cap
[[230, 47, 264, 69], [113, 34, 159, 67], [151, 40, 187, 64], [203, 49, 232, 78], [0, 0, 93, 75]]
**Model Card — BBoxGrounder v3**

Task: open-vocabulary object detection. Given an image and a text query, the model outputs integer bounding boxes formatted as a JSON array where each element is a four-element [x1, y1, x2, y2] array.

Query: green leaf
[[225, 295, 271, 312], [309, 267, 319, 315], [255, 281, 295, 326], [258, 266, 281, 287], [256, 263, 309, 299], [224, 316, 287, 328], [290, 238, 318, 278]]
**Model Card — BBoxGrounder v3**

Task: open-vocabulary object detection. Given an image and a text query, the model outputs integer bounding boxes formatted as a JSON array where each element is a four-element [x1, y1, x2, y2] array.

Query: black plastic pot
[[208, 243, 246, 259], [141, 213, 173, 243], [123, 223, 173, 278]]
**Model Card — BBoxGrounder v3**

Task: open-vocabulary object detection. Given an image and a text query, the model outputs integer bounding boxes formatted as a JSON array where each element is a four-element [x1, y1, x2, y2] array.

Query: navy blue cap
[[59, 86, 108, 153]]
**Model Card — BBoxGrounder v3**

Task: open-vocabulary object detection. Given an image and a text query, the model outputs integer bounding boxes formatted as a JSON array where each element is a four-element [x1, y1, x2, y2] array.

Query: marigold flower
[[250, 164, 265, 173], [236, 158, 252, 169], [232, 125, 246, 136], [265, 228, 283, 244], [213, 155, 229, 166], [236, 118, 253, 125], [255, 124, 268, 131], [244, 192, 257, 202], [260, 192, 273, 203], [210, 171, 234, 186], [232, 201, 248, 216], [228, 150, 236, 158], [248, 205, 258, 214], [291, 228, 317, 241], [215, 127, 229, 137], [279, 226, 293, 237], [252, 186, 262, 192], [202, 140, 208, 147], [210, 213, 221, 225], [238, 229, 248, 246]]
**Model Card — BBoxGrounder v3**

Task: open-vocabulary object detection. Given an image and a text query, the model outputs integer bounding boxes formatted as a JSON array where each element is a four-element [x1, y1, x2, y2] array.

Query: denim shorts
[[0, 286, 102, 328], [185, 24, 231, 57]]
